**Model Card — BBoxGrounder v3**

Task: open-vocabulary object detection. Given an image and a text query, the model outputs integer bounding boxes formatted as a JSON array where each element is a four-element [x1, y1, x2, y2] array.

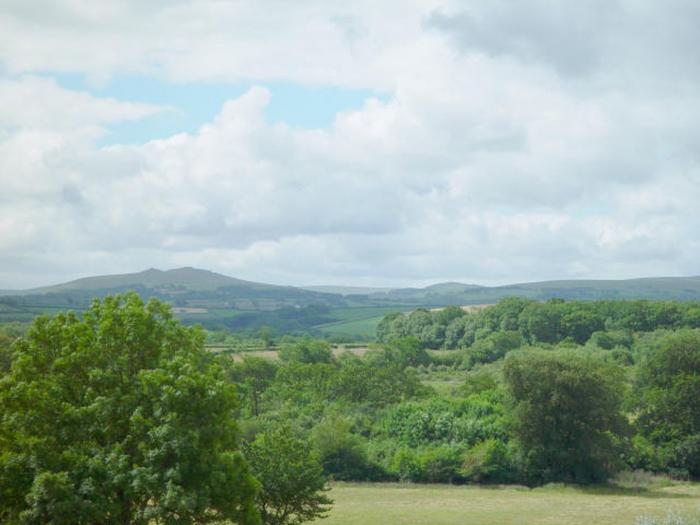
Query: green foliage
[[561, 308, 604, 344], [503, 349, 627, 484], [587, 330, 633, 350], [518, 301, 562, 344], [377, 298, 700, 351], [0, 323, 25, 375], [245, 425, 332, 525], [231, 356, 279, 416], [433, 306, 467, 326], [382, 394, 506, 449], [278, 339, 333, 364], [459, 367, 499, 397], [311, 417, 371, 481], [0, 341, 11, 374], [464, 331, 523, 368], [383, 336, 431, 368], [461, 439, 514, 484], [395, 444, 466, 483], [413, 444, 465, 483], [268, 362, 338, 409], [635, 330, 700, 478], [0, 293, 259, 525], [332, 355, 424, 407]]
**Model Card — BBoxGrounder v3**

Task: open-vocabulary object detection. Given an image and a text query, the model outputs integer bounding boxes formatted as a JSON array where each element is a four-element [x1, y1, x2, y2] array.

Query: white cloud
[[1, 1, 700, 288]]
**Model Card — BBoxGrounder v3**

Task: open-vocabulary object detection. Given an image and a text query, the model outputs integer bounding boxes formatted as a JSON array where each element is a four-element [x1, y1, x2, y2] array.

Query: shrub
[[246, 424, 332, 525], [311, 417, 371, 481], [414, 445, 465, 483], [461, 439, 514, 484]]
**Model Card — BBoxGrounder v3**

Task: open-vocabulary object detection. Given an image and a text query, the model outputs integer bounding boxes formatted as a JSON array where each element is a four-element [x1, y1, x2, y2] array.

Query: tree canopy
[[503, 349, 626, 484], [635, 330, 700, 477], [0, 293, 259, 525]]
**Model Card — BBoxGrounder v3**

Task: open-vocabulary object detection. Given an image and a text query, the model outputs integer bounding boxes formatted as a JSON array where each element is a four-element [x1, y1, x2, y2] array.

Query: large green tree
[[0, 293, 259, 525], [635, 330, 700, 477], [503, 349, 626, 484]]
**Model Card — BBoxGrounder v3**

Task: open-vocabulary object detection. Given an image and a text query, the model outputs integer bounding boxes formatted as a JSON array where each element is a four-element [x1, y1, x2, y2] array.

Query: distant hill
[[4, 269, 700, 336], [369, 282, 483, 301], [1, 267, 344, 315], [372, 276, 700, 305], [26, 267, 278, 294], [8, 270, 700, 306]]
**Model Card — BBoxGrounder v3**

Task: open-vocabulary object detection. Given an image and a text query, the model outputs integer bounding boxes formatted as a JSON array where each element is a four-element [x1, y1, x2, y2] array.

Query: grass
[[316, 316, 386, 338], [322, 482, 700, 525], [314, 306, 404, 338]]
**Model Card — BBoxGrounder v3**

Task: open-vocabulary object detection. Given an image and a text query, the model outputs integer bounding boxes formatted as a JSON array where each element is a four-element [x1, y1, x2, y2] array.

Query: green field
[[315, 315, 386, 337], [314, 306, 404, 337], [323, 483, 700, 525]]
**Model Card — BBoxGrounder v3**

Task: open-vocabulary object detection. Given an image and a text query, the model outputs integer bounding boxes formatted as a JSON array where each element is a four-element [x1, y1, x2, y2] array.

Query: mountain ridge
[[4, 268, 700, 300], [4, 268, 700, 336]]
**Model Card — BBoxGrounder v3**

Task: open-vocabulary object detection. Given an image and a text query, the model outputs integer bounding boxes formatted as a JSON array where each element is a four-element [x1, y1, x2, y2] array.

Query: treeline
[[229, 323, 700, 485], [377, 298, 700, 349]]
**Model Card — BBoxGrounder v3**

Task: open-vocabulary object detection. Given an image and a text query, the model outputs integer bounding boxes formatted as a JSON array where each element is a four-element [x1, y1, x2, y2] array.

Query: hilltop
[[24, 267, 280, 294]]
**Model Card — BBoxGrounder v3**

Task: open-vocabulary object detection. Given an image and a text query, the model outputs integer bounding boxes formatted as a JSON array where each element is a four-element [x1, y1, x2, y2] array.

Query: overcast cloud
[[1, 0, 699, 288]]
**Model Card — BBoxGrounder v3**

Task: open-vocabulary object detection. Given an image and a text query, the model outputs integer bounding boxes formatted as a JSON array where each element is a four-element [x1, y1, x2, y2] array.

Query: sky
[[1, 0, 700, 289]]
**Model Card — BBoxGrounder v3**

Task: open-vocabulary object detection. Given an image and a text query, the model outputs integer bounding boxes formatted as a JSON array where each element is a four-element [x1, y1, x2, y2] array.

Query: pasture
[[323, 482, 700, 525], [313, 306, 404, 338]]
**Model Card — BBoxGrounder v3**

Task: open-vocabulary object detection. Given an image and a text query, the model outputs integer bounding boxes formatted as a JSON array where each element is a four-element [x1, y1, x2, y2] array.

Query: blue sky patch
[[52, 74, 385, 146]]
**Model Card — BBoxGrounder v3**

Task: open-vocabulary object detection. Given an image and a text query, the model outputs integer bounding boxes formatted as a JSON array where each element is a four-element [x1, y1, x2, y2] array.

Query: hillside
[[366, 276, 700, 305], [25, 267, 277, 294], [4, 269, 700, 337], [0, 267, 344, 318]]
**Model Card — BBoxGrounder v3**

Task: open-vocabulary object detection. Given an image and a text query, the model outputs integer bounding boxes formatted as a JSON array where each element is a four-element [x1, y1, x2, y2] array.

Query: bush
[[388, 446, 422, 482], [414, 445, 465, 483], [461, 439, 514, 484], [384, 444, 465, 483], [311, 417, 371, 481], [246, 424, 332, 525], [382, 394, 507, 449]]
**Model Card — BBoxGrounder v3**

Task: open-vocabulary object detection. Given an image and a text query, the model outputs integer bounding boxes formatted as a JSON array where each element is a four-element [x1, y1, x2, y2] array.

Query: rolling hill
[[3, 268, 700, 337], [0, 267, 344, 312], [25, 267, 269, 293], [359, 276, 700, 305]]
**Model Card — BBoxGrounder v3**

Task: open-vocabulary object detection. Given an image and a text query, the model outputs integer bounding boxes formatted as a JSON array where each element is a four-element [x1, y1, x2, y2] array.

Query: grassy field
[[315, 315, 386, 338], [314, 306, 404, 338], [323, 482, 700, 525]]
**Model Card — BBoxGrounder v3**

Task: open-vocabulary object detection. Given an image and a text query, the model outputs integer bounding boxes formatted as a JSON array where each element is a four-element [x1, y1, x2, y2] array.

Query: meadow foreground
[[324, 482, 700, 525]]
